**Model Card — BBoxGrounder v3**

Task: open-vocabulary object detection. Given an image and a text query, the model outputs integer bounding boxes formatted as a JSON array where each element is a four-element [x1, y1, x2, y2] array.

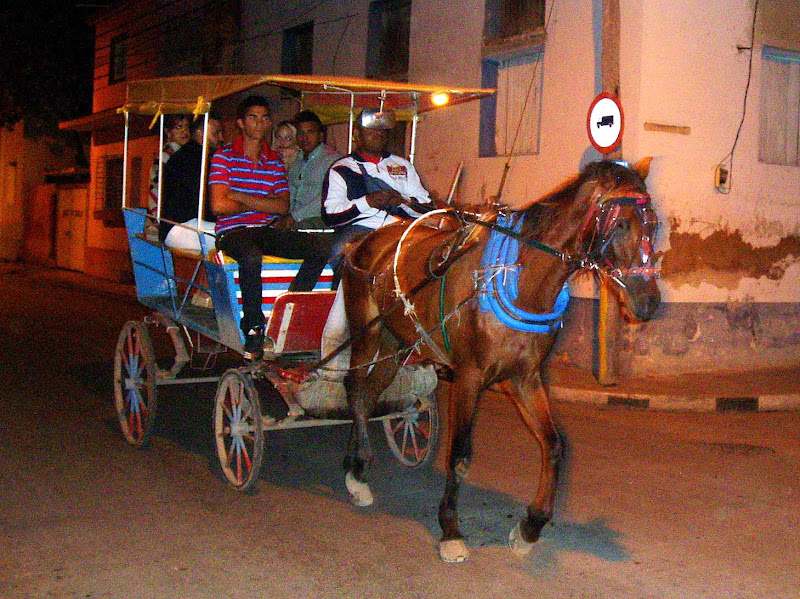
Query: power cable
[[715, 0, 760, 193], [494, 0, 557, 200]]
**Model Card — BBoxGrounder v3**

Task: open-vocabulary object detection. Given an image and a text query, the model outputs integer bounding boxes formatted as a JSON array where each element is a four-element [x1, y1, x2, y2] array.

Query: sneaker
[[242, 326, 265, 361]]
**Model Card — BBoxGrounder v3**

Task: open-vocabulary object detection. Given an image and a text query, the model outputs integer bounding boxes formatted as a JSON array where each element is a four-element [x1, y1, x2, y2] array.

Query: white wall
[[410, 0, 800, 305], [636, 0, 800, 303], [235, 0, 800, 308]]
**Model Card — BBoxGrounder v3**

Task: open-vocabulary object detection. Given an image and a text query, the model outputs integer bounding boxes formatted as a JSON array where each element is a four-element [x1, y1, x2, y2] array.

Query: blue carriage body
[[124, 208, 334, 354]]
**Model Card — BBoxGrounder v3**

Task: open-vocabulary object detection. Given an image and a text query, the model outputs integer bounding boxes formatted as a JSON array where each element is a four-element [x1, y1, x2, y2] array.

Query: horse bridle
[[582, 194, 660, 284], [462, 194, 660, 287]]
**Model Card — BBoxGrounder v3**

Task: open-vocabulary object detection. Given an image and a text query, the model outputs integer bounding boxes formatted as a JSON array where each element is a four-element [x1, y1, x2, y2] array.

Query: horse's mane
[[518, 161, 639, 240]]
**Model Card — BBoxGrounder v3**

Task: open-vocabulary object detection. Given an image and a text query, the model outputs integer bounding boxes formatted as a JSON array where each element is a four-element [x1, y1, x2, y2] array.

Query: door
[[55, 187, 88, 272]]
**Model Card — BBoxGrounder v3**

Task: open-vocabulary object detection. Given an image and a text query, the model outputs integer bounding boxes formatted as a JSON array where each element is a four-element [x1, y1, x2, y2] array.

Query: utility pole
[[595, 0, 622, 385]]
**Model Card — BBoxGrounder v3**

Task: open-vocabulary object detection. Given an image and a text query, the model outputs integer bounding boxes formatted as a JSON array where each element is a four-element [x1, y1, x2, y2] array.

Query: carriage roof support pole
[[197, 110, 210, 224], [409, 93, 419, 164], [122, 111, 130, 209], [156, 114, 166, 219], [347, 93, 355, 155]]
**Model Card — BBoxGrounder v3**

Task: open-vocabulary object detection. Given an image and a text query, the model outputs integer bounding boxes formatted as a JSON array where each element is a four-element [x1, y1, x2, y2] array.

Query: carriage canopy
[[121, 73, 495, 125]]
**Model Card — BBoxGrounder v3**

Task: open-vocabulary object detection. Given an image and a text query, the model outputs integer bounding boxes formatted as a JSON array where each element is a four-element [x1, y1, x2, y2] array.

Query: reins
[[460, 212, 573, 263], [311, 222, 480, 375], [312, 191, 658, 375]]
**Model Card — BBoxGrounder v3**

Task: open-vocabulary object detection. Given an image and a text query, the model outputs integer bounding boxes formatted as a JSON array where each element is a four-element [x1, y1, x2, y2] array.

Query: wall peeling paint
[[553, 298, 800, 376], [661, 220, 800, 287]]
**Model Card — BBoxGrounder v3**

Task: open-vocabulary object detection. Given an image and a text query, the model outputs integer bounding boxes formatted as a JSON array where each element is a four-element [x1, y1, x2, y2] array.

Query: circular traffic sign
[[587, 92, 624, 153]]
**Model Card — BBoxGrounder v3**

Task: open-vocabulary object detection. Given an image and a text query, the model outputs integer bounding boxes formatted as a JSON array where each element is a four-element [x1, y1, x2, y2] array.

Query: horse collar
[[478, 213, 570, 333]]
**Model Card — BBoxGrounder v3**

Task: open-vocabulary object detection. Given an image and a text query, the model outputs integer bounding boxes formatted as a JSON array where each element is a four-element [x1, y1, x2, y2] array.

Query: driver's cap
[[359, 107, 396, 130]]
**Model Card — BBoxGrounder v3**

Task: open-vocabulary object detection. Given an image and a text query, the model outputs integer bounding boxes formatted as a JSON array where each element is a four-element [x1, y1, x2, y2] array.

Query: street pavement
[[2, 261, 800, 599]]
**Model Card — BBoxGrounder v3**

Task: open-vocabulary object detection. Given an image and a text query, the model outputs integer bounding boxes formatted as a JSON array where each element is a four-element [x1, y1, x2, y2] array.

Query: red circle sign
[[587, 92, 624, 153]]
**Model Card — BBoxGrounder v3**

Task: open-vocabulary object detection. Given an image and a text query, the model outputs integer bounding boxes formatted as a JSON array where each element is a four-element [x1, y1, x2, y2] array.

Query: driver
[[319, 108, 433, 380], [322, 107, 432, 270]]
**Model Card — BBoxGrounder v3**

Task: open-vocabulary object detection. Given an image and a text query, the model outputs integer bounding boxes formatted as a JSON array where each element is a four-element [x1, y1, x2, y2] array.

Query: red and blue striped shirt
[[209, 136, 289, 235]]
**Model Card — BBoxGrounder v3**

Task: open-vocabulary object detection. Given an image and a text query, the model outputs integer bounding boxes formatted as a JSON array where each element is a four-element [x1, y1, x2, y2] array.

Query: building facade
[[65, 0, 800, 374]]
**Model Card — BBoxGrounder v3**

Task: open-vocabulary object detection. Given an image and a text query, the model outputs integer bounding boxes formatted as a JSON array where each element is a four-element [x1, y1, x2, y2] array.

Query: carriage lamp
[[432, 92, 450, 106]]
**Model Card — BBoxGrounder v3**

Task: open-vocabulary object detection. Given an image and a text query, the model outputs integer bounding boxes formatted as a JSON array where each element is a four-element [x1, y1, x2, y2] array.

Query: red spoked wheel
[[214, 368, 265, 492], [383, 395, 439, 467], [113, 321, 158, 447]]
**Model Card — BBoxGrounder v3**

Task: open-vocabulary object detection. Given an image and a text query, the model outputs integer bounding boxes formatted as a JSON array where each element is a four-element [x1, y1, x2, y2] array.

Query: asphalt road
[[2, 264, 800, 599]]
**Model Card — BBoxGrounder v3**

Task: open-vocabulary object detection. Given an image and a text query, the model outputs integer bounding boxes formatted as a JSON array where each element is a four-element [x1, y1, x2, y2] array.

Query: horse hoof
[[345, 472, 374, 507], [439, 539, 469, 563], [508, 522, 535, 557]]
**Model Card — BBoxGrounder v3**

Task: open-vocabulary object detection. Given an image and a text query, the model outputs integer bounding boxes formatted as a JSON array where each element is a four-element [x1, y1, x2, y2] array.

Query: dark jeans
[[329, 224, 374, 279], [218, 226, 333, 331]]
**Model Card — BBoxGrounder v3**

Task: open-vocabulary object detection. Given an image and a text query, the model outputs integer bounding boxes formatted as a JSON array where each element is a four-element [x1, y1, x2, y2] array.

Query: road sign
[[587, 92, 624, 153]]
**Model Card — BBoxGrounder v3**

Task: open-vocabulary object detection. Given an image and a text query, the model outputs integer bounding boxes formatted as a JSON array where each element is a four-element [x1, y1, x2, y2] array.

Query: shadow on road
[[87, 357, 628, 564]]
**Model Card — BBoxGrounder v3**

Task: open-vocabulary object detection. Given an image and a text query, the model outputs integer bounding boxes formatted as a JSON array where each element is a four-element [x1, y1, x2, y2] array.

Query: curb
[[549, 385, 800, 413]]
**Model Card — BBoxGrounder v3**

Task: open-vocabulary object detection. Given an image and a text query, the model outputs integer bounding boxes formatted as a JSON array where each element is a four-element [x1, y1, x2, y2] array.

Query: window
[[282, 21, 314, 75], [759, 46, 800, 166], [95, 156, 141, 226], [480, 50, 544, 157], [109, 35, 128, 84], [100, 157, 124, 211], [366, 0, 411, 81], [484, 0, 545, 45]]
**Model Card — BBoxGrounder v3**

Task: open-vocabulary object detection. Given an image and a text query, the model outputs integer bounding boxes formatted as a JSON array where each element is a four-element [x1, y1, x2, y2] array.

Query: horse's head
[[578, 158, 661, 322]]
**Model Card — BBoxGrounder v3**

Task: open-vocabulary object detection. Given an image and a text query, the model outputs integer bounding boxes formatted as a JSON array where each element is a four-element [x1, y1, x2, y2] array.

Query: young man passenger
[[209, 95, 330, 360], [280, 110, 342, 230]]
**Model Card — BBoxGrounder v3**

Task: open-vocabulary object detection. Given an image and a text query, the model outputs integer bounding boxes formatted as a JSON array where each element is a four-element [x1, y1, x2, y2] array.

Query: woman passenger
[[146, 114, 191, 240], [272, 120, 300, 169]]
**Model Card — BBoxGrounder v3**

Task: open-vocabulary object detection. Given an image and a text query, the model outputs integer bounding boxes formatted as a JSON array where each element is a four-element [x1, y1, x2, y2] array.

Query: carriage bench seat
[[213, 251, 336, 341]]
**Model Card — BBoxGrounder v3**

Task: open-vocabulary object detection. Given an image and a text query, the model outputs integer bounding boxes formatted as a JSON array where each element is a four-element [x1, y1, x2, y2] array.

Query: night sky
[[0, 1, 106, 135]]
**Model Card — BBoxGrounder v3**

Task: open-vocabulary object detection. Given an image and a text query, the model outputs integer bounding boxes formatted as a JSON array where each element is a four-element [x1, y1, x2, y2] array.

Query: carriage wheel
[[113, 320, 158, 447], [213, 368, 265, 492], [383, 394, 439, 467]]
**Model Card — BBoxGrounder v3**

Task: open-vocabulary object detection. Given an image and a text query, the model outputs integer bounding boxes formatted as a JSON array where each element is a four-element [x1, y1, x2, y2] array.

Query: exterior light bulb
[[432, 92, 450, 106]]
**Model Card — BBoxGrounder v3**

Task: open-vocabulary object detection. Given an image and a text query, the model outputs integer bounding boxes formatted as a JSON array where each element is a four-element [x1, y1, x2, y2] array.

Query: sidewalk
[[546, 362, 800, 412], [7, 262, 800, 412], [1, 262, 136, 301]]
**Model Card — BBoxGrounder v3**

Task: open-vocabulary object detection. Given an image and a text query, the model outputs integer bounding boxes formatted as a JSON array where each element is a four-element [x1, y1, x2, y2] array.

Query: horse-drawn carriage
[[113, 73, 661, 563], [113, 74, 493, 491]]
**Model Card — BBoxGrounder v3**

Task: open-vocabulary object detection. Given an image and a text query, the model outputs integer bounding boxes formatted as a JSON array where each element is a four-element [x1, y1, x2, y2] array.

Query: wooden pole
[[596, 0, 622, 385]]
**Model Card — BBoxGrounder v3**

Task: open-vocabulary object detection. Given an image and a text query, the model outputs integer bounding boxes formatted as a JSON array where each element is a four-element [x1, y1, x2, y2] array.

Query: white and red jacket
[[322, 151, 431, 230]]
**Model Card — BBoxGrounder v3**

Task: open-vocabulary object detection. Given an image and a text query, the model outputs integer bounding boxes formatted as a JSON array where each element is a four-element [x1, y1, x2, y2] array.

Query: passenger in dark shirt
[[159, 113, 224, 243]]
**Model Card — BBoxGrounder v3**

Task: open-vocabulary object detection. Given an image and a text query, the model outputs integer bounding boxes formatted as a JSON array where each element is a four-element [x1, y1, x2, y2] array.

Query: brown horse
[[339, 159, 660, 563]]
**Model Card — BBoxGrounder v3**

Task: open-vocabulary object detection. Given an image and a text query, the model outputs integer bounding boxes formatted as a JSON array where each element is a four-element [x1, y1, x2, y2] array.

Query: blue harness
[[478, 213, 570, 333]]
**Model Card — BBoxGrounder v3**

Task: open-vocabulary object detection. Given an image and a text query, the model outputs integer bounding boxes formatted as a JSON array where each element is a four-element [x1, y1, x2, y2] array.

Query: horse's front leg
[[343, 347, 399, 507], [438, 371, 482, 563], [343, 366, 375, 506], [501, 371, 563, 556]]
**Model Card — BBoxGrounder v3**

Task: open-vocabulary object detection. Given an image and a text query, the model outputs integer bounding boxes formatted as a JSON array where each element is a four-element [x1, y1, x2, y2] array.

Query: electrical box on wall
[[715, 164, 730, 194]]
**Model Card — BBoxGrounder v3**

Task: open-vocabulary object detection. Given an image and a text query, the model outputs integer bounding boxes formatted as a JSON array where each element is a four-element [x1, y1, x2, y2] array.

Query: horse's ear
[[632, 157, 653, 180]]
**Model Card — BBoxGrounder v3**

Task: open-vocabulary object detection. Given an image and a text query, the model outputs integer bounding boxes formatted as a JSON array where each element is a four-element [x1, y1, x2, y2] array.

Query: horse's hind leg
[[502, 372, 563, 556], [438, 371, 481, 563]]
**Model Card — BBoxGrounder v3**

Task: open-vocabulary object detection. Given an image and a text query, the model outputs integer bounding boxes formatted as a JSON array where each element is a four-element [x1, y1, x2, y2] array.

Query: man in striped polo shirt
[[210, 95, 331, 360]]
